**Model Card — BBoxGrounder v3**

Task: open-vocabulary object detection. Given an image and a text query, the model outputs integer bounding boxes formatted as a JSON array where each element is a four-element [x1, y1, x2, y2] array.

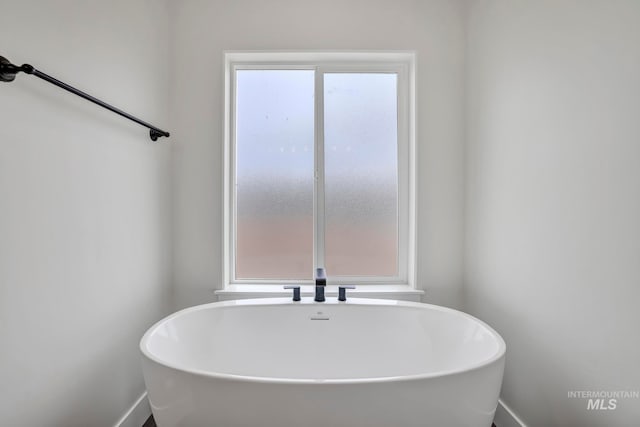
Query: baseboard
[[494, 398, 527, 427], [113, 391, 151, 427]]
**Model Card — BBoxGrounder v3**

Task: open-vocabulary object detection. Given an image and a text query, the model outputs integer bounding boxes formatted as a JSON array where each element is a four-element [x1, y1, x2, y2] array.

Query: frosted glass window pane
[[235, 70, 314, 279], [324, 73, 398, 276]]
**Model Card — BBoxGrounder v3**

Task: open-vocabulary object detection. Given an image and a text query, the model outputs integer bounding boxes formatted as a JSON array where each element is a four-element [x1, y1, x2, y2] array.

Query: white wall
[[170, 0, 467, 309], [0, 1, 172, 426], [465, 1, 640, 425]]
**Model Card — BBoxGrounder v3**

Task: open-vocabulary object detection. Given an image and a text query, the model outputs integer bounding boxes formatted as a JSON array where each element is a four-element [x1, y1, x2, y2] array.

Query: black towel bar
[[1, 55, 170, 141]]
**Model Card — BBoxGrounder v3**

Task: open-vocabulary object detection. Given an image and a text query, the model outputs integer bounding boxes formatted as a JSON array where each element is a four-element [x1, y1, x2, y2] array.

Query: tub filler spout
[[314, 267, 326, 302]]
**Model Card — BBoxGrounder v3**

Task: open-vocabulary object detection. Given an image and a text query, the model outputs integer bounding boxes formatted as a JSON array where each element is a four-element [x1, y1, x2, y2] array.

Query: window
[[224, 52, 415, 286]]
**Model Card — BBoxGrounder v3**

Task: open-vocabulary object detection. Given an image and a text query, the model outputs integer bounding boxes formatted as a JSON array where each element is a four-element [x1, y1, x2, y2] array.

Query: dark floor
[[144, 415, 497, 427]]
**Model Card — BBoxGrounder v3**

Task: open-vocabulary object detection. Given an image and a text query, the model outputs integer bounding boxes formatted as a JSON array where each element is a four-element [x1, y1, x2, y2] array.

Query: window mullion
[[314, 67, 326, 272]]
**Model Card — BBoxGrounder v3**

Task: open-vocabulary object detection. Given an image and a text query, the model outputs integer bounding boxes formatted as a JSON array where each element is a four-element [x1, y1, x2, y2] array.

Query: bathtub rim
[[140, 297, 506, 385]]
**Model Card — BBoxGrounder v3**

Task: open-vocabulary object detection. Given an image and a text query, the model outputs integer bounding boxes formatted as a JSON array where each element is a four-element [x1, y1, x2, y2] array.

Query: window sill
[[215, 284, 424, 302]]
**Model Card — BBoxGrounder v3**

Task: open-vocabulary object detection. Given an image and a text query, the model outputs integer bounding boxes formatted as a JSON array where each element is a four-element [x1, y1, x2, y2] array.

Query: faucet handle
[[338, 285, 356, 301], [283, 285, 301, 301]]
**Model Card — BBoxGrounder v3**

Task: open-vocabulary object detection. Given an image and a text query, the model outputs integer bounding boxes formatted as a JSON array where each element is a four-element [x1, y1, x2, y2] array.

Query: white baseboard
[[113, 391, 151, 427], [494, 398, 527, 427]]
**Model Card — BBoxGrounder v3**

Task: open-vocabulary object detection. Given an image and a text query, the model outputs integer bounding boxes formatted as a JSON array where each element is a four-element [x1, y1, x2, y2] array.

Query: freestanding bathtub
[[140, 298, 505, 427]]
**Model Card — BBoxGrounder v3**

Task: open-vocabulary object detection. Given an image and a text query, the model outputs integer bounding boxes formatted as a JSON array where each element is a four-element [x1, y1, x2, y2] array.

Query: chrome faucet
[[314, 267, 327, 302]]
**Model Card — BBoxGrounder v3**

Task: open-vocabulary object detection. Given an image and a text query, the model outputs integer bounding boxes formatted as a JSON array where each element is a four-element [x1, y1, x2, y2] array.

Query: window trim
[[223, 51, 417, 288]]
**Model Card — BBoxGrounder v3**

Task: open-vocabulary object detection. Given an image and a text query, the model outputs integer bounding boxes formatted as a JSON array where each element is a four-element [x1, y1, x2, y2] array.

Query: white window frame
[[223, 51, 416, 288]]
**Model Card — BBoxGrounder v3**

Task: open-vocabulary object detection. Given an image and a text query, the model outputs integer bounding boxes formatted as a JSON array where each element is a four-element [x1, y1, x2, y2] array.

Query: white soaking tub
[[140, 298, 505, 427]]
